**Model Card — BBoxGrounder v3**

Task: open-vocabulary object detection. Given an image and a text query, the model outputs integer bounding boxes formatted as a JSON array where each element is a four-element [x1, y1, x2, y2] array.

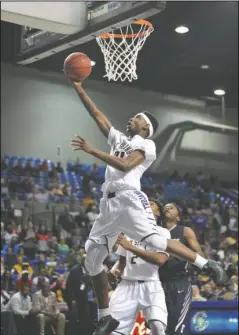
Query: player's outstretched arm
[[71, 81, 112, 138], [184, 227, 204, 257], [71, 136, 145, 172], [117, 234, 168, 266]]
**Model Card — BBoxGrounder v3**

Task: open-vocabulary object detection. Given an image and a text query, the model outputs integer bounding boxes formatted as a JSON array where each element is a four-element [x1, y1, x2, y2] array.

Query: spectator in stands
[[9, 282, 37, 335], [24, 160, 34, 176], [21, 172, 34, 194], [62, 182, 72, 196], [35, 254, 47, 275], [39, 160, 48, 172], [33, 282, 66, 335], [49, 167, 59, 182], [1, 156, 7, 171], [22, 219, 37, 259], [58, 238, 69, 256], [46, 253, 58, 270], [1, 288, 11, 309], [222, 280, 238, 300], [12, 159, 24, 176], [228, 207, 238, 233], [12, 257, 33, 279], [4, 224, 18, 244], [47, 234, 58, 254], [52, 185, 63, 197], [57, 205, 74, 232], [51, 274, 67, 306], [32, 268, 50, 290], [63, 249, 77, 268], [89, 163, 98, 181], [68, 157, 83, 174], [29, 186, 49, 203], [4, 247, 17, 270], [55, 161, 63, 173], [83, 194, 94, 207], [1, 255, 5, 275], [86, 204, 99, 228], [37, 224, 49, 254], [16, 270, 33, 291], [200, 283, 215, 300], [1, 267, 14, 292]]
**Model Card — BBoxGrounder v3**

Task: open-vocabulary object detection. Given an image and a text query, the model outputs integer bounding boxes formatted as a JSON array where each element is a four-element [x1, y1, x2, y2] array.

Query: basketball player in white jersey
[[68, 79, 227, 335], [108, 199, 170, 335]]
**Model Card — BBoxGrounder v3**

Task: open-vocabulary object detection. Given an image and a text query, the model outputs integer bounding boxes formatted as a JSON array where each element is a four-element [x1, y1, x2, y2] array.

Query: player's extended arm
[[184, 227, 204, 257], [71, 135, 145, 172], [126, 244, 168, 266], [71, 81, 112, 138]]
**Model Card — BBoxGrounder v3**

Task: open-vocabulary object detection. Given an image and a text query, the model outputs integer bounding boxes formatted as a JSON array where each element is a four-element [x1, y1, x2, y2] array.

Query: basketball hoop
[[96, 20, 154, 82]]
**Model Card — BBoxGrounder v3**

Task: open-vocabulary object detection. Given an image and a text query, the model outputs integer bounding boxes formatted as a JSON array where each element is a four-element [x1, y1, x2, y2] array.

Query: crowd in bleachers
[[1, 154, 238, 334]]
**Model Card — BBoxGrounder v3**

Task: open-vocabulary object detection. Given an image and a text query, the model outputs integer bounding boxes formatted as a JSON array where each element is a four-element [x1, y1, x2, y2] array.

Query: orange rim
[[99, 20, 153, 39]]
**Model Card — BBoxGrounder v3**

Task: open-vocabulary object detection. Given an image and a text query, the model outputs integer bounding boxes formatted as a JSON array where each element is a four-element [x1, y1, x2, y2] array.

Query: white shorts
[[110, 280, 168, 335], [88, 190, 161, 250]]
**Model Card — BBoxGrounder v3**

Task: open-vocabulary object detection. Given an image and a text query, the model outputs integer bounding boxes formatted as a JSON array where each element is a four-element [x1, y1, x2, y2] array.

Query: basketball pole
[[221, 95, 226, 122]]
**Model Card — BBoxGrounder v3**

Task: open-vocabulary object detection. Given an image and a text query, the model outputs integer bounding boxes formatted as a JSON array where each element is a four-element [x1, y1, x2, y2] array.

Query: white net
[[96, 21, 154, 82]]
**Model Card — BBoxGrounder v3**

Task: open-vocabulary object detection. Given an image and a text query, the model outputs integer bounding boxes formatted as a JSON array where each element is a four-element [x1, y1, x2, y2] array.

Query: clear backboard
[[15, 1, 166, 65]]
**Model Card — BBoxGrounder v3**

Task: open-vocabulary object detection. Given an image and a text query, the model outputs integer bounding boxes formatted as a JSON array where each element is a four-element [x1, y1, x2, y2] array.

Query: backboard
[[15, 1, 166, 65]]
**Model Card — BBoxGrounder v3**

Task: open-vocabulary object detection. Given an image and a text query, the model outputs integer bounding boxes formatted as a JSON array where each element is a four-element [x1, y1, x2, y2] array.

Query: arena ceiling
[[1, 1, 238, 108]]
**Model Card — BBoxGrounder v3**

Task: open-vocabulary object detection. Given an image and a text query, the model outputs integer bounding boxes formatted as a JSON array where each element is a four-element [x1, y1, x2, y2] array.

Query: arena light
[[200, 64, 210, 69], [175, 26, 189, 34], [214, 89, 225, 96], [91, 60, 96, 66]]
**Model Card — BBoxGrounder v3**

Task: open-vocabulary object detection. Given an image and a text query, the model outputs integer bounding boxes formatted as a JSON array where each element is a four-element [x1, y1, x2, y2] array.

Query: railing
[[2, 199, 82, 230]]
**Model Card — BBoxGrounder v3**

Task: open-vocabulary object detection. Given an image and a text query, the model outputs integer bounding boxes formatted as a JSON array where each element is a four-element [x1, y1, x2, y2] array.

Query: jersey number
[[131, 255, 138, 264], [114, 151, 125, 158]]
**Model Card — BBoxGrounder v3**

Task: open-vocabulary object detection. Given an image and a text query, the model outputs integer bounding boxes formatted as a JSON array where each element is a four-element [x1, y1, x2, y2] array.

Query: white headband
[[135, 112, 154, 138]]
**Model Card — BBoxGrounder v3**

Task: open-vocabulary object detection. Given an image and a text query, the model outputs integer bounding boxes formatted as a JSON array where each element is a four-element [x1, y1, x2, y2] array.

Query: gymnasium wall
[[1, 63, 238, 179]]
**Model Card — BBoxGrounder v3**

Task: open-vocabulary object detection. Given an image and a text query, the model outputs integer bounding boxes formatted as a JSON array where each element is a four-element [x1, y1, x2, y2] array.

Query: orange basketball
[[64, 52, 92, 81]]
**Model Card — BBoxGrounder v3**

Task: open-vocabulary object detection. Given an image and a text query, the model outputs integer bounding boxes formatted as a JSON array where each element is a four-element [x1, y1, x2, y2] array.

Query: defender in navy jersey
[[159, 203, 205, 335]]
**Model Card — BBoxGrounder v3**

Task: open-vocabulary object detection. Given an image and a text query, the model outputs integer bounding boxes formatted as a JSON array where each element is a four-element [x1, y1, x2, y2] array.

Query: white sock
[[98, 308, 110, 320], [193, 254, 208, 269]]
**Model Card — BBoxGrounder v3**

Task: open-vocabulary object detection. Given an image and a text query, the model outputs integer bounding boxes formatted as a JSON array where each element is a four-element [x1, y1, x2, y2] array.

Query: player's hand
[[116, 234, 131, 250], [29, 308, 41, 316], [71, 135, 93, 154], [63, 70, 82, 85], [70, 79, 82, 87], [107, 270, 120, 290]]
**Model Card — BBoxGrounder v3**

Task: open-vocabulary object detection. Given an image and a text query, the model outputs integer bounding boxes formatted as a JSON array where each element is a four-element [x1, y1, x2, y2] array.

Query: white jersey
[[102, 127, 156, 193], [117, 226, 171, 281]]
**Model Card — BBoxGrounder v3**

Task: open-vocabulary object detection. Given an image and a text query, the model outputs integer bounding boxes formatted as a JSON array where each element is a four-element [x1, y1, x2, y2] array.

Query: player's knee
[[148, 320, 167, 335], [144, 234, 168, 251], [85, 239, 107, 276]]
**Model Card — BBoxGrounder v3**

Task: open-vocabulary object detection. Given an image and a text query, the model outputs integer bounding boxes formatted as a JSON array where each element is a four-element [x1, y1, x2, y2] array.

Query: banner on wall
[[131, 311, 150, 335], [130, 301, 238, 335]]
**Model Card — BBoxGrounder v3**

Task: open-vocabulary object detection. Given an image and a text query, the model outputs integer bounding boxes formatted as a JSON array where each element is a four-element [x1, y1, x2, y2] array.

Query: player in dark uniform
[[159, 203, 206, 335]]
